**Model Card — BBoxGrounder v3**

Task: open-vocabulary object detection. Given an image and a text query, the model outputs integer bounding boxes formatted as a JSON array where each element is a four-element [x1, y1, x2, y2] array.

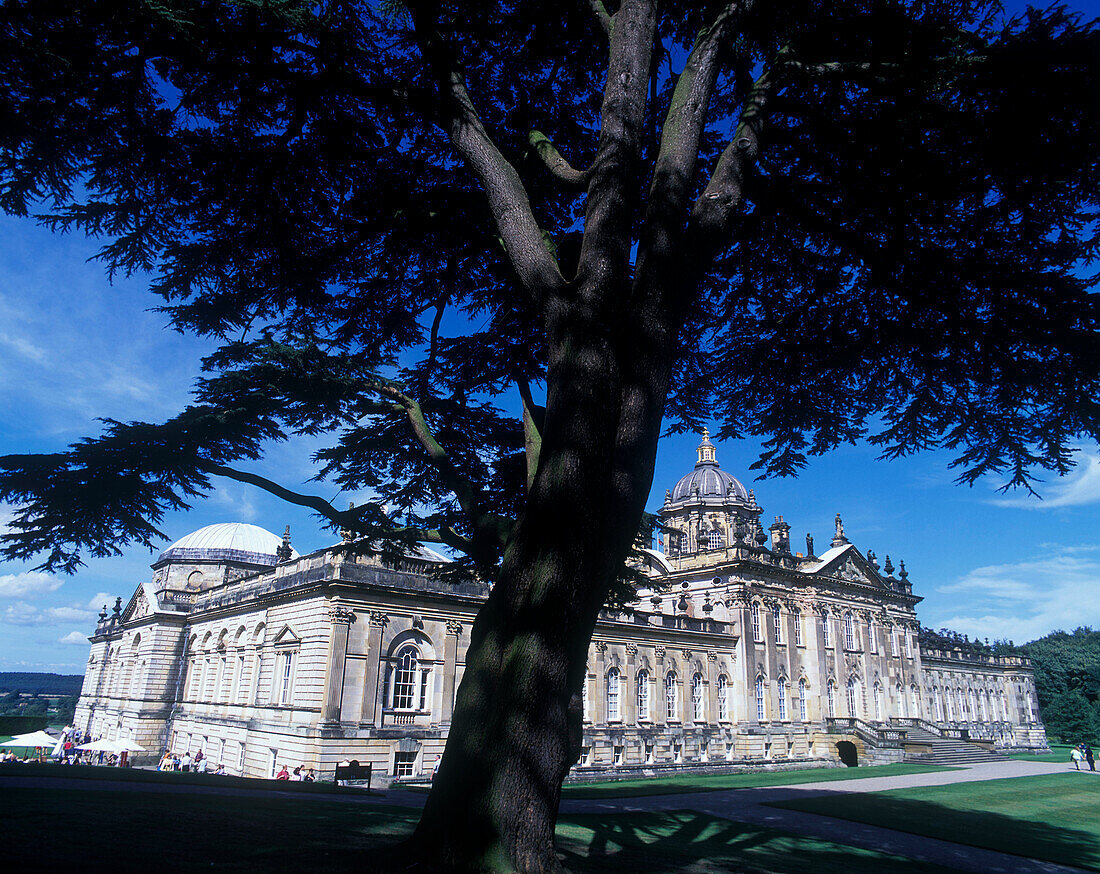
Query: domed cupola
[[152, 522, 299, 592], [668, 430, 750, 505]]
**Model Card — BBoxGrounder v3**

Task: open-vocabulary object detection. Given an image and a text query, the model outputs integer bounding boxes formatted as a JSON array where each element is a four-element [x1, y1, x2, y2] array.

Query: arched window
[[582, 675, 590, 722], [665, 672, 678, 720], [606, 668, 621, 722], [798, 678, 808, 721], [827, 679, 837, 717], [822, 613, 832, 648], [706, 529, 724, 550], [392, 644, 419, 710], [755, 676, 766, 721], [692, 672, 705, 722], [945, 689, 955, 721], [751, 602, 762, 642], [873, 682, 883, 721], [843, 613, 856, 650], [979, 690, 989, 722], [968, 688, 978, 722], [777, 677, 788, 720], [717, 674, 729, 721], [846, 676, 859, 717], [933, 687, 944, 721], [793, 608, 804, 646], [910, 684, 920, 719], [897, 683, 905, 717], [636, 670, 650, 721], [772, 605, 783, 643]]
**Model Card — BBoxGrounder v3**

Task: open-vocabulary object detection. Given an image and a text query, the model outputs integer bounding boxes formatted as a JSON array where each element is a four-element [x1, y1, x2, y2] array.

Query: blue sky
[[3, 212, 1099, 674]]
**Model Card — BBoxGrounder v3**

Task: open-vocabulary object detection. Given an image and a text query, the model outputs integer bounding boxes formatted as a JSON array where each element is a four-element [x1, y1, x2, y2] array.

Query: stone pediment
[[272, 625, 301, 647], [121, 582, 160, 622], [812, 545, 886, 589]]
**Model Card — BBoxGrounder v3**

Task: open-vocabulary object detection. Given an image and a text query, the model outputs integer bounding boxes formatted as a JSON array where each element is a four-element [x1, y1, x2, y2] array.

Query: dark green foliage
[[0, 715, 49, 736], [1018, 626, 1100, 742], [0, 673, 83, 696], [0, 1, 1096, 579]]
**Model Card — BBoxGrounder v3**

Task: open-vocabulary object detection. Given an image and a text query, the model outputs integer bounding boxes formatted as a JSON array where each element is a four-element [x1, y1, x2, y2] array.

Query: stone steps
[[902, 727, 1005, 765]]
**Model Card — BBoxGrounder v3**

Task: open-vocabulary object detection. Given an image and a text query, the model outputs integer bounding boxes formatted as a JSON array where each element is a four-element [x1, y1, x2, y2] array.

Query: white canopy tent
[[1, 730, 60, 748]]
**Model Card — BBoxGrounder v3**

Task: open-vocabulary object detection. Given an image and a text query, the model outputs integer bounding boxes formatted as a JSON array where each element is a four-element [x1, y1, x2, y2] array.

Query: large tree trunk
[[398, 306, 672, 872]]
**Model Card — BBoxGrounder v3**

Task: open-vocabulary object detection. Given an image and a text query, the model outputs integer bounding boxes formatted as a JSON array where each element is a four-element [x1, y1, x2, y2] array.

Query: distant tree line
[[0, 673, 83, 696], [1018, 627, 1100, 745], [921, 625, 1100, 744]]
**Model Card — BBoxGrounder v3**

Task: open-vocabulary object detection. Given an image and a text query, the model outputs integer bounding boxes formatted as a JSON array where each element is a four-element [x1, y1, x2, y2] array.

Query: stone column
[[359, 611, 389, 725], [734, 599, 758, 725], [594, 641, 608, 724], [654, 647, 667, 725], [706, 651, 719, 724], [624, 644, 638, 724], [441, 620, 461, 724], [321, 606, 355, 723]]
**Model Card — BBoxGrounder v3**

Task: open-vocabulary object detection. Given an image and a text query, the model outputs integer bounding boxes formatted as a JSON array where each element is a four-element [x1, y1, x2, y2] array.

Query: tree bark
[[397, 298, 673, 872]]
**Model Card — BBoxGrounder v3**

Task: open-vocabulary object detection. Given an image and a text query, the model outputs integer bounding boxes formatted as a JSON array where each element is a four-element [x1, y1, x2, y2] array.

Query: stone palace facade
[[74, 434, 1047, 781]]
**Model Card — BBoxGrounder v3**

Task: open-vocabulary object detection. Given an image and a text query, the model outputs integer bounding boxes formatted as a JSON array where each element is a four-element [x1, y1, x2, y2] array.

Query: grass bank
[[767, 772, 1100, 871]]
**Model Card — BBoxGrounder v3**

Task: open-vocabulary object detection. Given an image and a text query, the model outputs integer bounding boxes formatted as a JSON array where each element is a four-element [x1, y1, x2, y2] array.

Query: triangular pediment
[[812, 545, 887, 588], [272, 625, 300, 646], [121, 585, 150, 622]]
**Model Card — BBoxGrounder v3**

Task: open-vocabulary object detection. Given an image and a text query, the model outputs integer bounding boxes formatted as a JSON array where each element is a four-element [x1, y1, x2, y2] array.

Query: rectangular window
[[868, 623, 877, 653], [238, 742, 246, 771], [279, 652, 295, 705], [613, 745, 624, 766], [773, 606, 783, 643], [778, 680, 788, 720], [905, 633, 913, 658], [269, 748, 279, 778], [233, 654, 245, 703], [794, 611, 804, 646], [644, 742, 654, 764], [393, 751, 417, 777], [822, 616, 832, 648], [751, 604, 762, 642], [891, 629, 899, 657]]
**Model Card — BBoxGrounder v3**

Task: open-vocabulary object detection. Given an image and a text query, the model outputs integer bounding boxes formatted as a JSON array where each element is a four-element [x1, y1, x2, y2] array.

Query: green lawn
[[558, 761, 954, 799], [1006, 742, 1075, 762], [768, 773, 1100, 871], [0, 785, 950, 873]]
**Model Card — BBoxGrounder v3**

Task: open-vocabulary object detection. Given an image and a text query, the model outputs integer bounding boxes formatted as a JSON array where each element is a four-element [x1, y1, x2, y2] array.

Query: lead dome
[[669, 430, 750, 504], [157, 522, 297, 565]]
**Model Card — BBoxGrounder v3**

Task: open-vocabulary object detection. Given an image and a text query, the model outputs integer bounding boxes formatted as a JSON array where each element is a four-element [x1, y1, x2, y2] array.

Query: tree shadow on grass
[[554, 809, 954, 873], [765, 783, 1100, 872]]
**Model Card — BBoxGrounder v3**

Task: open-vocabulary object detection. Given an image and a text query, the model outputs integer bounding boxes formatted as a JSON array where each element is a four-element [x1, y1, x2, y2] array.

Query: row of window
[[749, 603, 914, 657]]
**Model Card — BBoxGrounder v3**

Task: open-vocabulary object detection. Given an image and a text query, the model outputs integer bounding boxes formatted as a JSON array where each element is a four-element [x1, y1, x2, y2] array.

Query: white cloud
[[990, 452, 1100, 509], [0, 570, 63, 598], [209, 483, 258, 522], [931, 548, 1100, 643], [2, 601, 96, 627], [59, 631, 89, 645], [86, 592, 116, 612]]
